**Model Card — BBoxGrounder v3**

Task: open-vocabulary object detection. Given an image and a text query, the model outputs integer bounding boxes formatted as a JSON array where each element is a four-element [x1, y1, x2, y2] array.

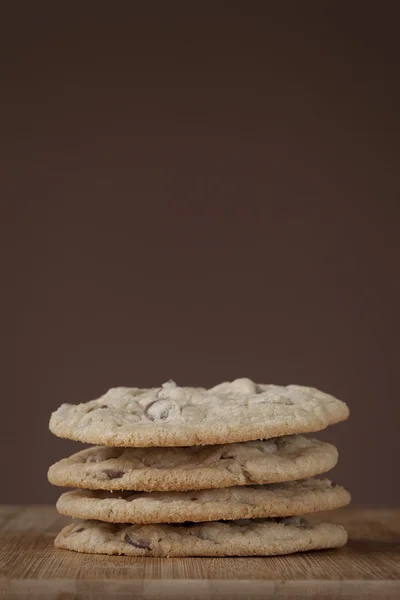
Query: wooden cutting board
[[0, 506, 399, 599]]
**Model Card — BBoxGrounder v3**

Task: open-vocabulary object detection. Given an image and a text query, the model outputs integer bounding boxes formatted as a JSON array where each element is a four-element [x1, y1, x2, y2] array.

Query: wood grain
[[0, 506, 399, 599]]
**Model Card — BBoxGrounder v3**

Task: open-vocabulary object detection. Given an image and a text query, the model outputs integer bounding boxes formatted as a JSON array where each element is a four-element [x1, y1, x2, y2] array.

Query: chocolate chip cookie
[[56, 478, 350, 524], [55, 517, 348, 557], [49, 378, 349, 447], [48, 435, 338, 491]]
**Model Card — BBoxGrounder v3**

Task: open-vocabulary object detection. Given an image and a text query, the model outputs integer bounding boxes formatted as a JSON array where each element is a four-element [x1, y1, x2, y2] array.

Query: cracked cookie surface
[[55, 516, 348, 556], [56, 478, 350, 524], [49, 378, 349, 447], [48, 435, 338, 491]]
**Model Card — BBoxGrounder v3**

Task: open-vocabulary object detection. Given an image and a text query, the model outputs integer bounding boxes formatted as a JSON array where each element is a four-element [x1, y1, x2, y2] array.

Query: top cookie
[[49, 378, 349, 447]]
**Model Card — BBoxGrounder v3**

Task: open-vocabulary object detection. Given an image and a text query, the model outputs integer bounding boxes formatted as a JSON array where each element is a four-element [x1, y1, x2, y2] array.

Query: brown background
[[2, 3, 399, 504]]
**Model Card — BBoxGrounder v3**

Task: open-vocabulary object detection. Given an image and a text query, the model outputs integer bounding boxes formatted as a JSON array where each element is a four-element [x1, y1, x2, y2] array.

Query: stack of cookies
[[48, 378, 350, 557]]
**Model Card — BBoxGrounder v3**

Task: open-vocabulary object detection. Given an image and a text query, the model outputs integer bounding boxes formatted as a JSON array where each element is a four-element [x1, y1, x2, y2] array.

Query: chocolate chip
[[190, 497, 198, 501], [143, 400, 158, 421], [143, 399, 169, 420], [104, 469, 125, 480], [87, 404, 108, 413], [124, 533, 151, 550]]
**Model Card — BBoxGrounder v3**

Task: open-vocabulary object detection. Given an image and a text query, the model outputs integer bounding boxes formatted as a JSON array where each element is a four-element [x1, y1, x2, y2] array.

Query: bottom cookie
[[55, 517, 347, 557]]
